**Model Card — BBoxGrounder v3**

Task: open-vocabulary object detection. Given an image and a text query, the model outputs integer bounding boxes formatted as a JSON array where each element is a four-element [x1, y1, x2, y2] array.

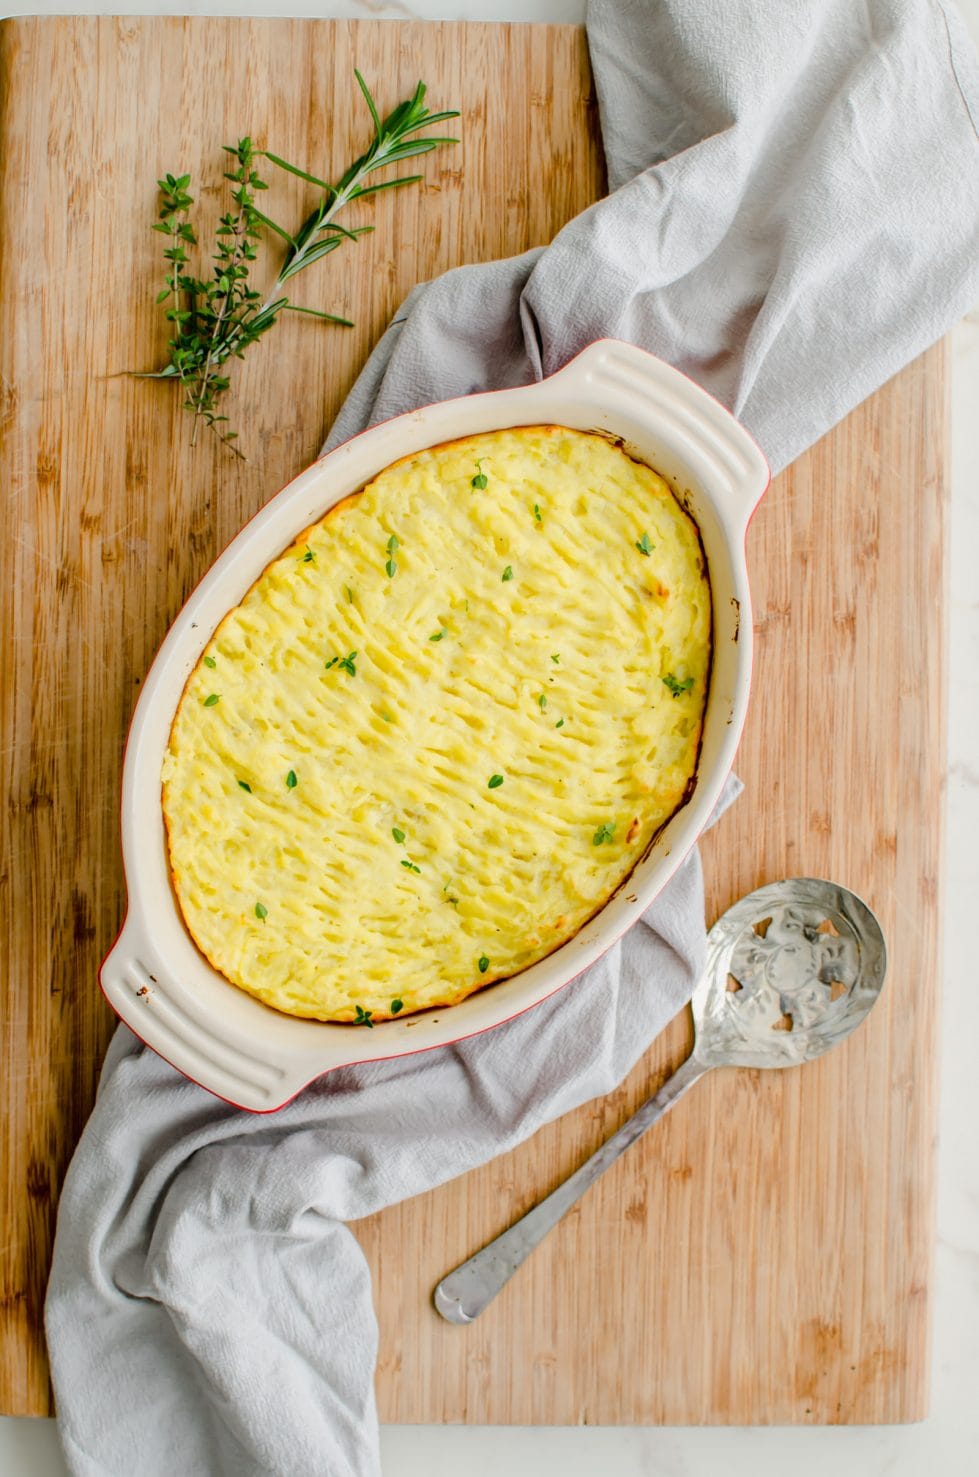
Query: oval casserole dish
[[101, 340, 769, 1110]]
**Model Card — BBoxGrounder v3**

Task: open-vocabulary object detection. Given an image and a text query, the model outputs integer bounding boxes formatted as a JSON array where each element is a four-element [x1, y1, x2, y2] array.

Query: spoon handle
[[433, 1052, 709, 1324]]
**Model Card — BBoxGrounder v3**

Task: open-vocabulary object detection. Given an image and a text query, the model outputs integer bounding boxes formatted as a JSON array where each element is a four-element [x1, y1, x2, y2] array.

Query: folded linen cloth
[[46, 3, 978, 1474]]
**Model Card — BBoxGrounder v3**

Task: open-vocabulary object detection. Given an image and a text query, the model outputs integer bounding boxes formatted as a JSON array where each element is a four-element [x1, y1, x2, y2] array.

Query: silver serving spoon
[[434, 877, 887, 1325]]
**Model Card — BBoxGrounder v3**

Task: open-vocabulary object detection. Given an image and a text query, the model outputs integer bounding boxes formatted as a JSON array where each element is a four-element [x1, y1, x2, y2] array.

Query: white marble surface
[[2, 1, 978, 1473]]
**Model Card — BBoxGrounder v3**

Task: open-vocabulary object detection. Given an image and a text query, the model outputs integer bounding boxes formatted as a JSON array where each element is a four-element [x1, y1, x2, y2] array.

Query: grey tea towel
[[46, 3, 978, 1474]]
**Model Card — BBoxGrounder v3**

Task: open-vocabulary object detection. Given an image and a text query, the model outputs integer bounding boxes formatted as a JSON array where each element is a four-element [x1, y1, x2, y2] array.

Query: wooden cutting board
[[0, 16, 944, 1424]]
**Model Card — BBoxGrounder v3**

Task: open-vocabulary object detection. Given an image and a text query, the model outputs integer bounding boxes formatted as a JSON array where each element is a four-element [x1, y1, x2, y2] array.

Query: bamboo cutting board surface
[[0, 16, 944, 1424]]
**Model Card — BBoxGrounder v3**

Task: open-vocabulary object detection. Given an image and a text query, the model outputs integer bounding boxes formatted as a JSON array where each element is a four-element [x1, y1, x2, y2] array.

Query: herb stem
[[167, 222, 192, 399], [191, 198, 250, 448], [222, 76, 458, 366]]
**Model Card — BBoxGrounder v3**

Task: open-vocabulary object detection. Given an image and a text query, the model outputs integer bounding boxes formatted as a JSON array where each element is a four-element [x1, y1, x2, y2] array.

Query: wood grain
[[0, 16, 944, 1426]]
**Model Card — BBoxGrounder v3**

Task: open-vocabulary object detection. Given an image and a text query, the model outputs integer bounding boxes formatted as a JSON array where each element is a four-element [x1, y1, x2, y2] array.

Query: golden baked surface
[[162, 426, 711, 1022]]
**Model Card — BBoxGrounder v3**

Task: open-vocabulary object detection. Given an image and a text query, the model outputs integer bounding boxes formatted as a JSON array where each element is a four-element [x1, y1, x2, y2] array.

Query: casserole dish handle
[[100, 920, 300, 1111], [549, 339, 770, 532]]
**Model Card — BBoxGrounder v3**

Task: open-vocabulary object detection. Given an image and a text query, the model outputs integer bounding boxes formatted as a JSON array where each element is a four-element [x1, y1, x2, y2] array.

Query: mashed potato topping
[[162, 427, 711, 1022]]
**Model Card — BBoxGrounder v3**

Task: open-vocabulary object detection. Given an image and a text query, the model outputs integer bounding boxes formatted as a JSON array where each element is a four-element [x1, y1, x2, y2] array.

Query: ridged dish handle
[[100, 919, 293, 1111], [549, 339, 770, 532]]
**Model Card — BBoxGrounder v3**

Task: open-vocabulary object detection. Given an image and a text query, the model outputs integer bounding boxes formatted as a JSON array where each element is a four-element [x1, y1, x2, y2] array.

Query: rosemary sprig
[[145, 72, 459, 454]]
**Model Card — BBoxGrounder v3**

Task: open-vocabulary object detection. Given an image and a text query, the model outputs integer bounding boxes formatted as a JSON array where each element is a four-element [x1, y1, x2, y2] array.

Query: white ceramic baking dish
[[101, 339, 769, 1110]]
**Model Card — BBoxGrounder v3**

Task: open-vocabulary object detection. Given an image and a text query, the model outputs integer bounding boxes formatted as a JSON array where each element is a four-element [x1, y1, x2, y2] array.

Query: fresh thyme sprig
[[144, 72, 459, 454]]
